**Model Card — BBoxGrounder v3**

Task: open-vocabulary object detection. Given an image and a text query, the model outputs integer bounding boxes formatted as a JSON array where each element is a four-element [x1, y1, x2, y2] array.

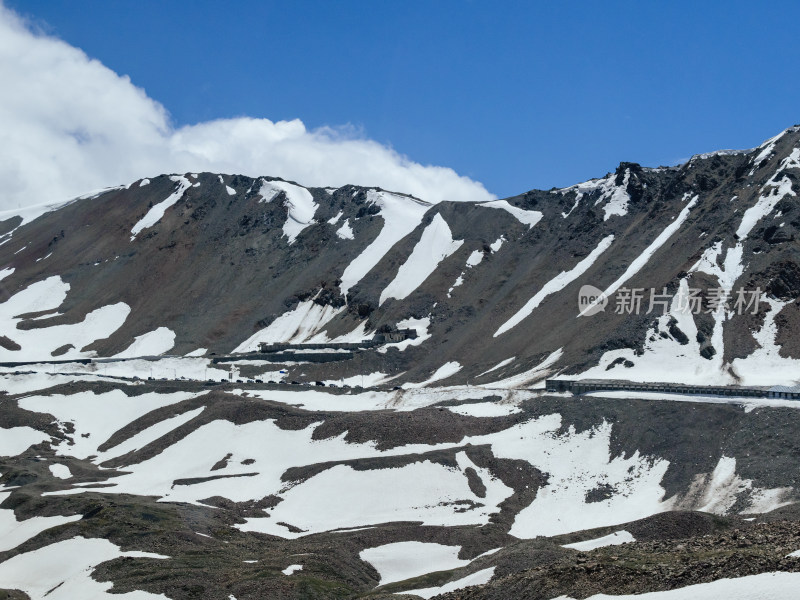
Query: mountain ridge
[[1, 125, 799, 388]]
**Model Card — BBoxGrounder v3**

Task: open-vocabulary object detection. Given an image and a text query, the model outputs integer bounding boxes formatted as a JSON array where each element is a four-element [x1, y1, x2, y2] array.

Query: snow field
[[359, 541, 469, 585], [11, 376, 794, 546], [0, 426, 50, 456], [0, 275, 131, 361], [238, 451, 513, 538], [560, 571, 800, 600], [731, 297, 800, 387], [0, 536, 169, 599], [24, 391, 678, 542], [19, 389, 203, 460], [578, 279, 733, 386], [0, 490, 82, 552], [403, 567, 496, 598], [485, 417, 672, 538], [592, 150, 800, 387]]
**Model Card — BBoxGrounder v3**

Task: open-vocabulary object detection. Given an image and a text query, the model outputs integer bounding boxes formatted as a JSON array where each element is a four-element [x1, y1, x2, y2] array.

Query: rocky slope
[[1, 126, 799, 387], [2, 378, 800, 599]]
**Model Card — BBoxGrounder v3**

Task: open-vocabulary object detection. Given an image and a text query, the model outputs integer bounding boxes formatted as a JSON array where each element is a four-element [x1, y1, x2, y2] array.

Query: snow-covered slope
[[1, 126, 800, 388]]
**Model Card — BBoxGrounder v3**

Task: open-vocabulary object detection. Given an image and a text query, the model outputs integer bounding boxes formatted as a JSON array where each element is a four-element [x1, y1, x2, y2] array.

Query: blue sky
[[5, 0, 800, 200]]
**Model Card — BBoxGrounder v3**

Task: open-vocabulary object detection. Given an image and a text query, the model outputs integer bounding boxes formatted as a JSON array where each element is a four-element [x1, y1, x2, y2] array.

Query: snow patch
[[0, 426, 50, 456], [403, 567, 495, 599], [563, 530, 635, 551], [100, 407, 206, 462], [446, 402, 521, 417], [258, 179, 318, 244], [466, 249, 484, 267], [233, 298, 344, 351], [380, 214, 463, 305], [737, 148, 798, 240], [678, 455, 793, 515], [730, 297, 800, 386], [403, 361, 462, 389], [336, 219, 354, 240], [0, 491, 81, 553], [477, 357, 515, 377], [282, 564, 303, 575], [496, 235, 614, 336], [114, 327, 176, 358], [0, 276, 131, 361], [359, 541, 468, 586], [599, 170, 631, 220], [377, 316, 431, 352], [569, 571, 800, 600], [580, 197, 698, 316], [501, 418, 672, 538], [0, 536, 169, 599], [20, 390, 200, 460], [239, 451, 512, 538], [478, 200, 542, 228], [340, 190, 430, 296], [48, 464, 72, 479], [131, 175, 191, 239], [491, 349, 563, 388]]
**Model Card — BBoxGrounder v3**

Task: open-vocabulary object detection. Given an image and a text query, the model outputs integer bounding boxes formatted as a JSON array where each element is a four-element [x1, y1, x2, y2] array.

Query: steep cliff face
[[1, 126, 799, 388]]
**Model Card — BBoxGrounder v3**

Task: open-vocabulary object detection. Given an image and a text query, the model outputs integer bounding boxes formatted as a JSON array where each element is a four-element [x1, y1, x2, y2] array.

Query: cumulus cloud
[[0, 5, 494, 211]]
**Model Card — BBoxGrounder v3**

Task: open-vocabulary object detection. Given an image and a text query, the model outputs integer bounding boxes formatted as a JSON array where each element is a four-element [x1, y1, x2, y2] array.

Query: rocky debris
[[435, 520, 800, 600]]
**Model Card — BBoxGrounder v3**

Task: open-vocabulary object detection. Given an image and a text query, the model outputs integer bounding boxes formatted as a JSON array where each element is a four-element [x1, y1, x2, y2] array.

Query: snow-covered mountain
[[2, 126, 800, 600], [2, 128, 800, 388]]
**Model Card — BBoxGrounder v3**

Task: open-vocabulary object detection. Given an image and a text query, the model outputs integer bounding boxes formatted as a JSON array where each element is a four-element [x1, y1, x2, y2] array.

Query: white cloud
[[0, 4, 494, 212]]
